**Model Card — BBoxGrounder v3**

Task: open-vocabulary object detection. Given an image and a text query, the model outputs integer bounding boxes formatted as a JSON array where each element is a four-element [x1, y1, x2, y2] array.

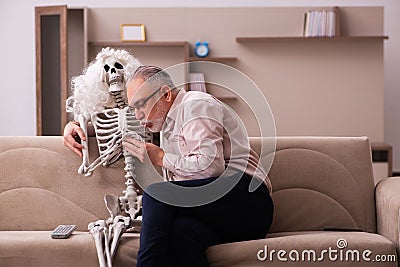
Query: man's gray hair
[[133, 65, 175, 92]]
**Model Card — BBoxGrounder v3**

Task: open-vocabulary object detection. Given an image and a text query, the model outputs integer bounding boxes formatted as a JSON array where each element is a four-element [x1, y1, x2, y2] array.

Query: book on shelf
[[304, 9, 336, 37], [189, 72, 207, 93]]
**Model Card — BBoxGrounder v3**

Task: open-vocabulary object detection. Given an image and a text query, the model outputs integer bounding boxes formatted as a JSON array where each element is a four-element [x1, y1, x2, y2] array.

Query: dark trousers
[[136, 173, 274, 267]]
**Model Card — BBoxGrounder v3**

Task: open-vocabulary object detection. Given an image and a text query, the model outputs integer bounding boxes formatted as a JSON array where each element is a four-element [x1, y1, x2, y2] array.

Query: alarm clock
[[194, 41, 209, 58]]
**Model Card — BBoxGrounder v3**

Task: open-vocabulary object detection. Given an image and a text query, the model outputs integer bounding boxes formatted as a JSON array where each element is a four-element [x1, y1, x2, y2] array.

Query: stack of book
[[303, 9, 337, 37], [189, 72, 207, 93]]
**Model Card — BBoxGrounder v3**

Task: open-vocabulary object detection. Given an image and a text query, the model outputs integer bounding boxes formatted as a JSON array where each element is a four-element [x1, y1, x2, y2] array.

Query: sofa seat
[[206, 231, 397, 267], [0, 231, 140, 267], [2, 229, 395, 267]]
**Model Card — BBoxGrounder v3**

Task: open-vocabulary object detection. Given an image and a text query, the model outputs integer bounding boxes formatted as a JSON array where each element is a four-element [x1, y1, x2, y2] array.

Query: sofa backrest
[[0, 136, 376, 233], [249, 136, 376, 234], [0, 136, 154, 231]]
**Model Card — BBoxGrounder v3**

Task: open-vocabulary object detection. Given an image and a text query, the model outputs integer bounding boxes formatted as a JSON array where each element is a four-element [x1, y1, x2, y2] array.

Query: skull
[[103, 56, 125, 93]]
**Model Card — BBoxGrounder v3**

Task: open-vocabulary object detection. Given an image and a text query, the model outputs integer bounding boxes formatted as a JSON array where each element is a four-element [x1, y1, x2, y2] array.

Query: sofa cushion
[[206, 231, 397, 267], [0, 231, 139, 267], [0, 136, 156, 231], [249, 137, 376, 233]]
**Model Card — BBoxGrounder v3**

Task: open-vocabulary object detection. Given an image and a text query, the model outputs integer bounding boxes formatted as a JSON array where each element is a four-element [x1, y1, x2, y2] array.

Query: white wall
[[1, 0, 399, 171]]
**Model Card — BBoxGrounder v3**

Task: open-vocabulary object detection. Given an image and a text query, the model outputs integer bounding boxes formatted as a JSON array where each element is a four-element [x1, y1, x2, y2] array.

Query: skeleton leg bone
[[103, 224, 113, 267], [88, 221, 107, 267], [109, 216, 130, 259]]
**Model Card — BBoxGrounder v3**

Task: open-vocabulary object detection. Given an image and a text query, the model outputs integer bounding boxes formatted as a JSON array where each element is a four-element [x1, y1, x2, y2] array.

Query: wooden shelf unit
[[35, 5, 387, 138], [89, 42, 237, 63], [89, 41, 190, 61], [236, 36, 389, 42], [236, 6, 387, 43], [89, 41, 189, 47], [187, 57, 237, 62]]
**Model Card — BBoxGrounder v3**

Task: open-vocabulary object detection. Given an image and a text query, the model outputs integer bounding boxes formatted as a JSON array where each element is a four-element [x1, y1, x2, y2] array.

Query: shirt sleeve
[[163, 98, 226, 179]]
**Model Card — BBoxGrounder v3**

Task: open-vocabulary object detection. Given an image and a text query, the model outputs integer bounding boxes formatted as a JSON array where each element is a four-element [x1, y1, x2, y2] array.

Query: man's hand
[[63, 121, 86, 157], [122, 137, 165, 167]]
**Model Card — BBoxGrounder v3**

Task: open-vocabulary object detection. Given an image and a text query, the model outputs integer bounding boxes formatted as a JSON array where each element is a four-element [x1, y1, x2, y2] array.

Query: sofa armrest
[[376, 177, 400, 255]]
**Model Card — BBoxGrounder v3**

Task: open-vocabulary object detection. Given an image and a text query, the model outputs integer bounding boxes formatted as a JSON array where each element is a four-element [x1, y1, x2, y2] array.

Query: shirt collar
[[166, 88, 186, 121], [163, 88, 186, 133]]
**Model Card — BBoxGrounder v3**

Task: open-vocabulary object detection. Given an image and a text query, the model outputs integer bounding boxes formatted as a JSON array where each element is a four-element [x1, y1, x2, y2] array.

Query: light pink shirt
[[162, 89, 272, 193]]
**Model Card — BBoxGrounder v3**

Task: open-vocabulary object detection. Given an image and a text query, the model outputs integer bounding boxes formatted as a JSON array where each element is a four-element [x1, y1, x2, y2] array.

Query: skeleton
[[66, 47, 146, 267]]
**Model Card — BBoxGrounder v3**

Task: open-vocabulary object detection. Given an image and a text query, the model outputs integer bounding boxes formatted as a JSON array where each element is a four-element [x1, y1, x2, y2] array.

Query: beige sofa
[[0, 136, 398, 266]]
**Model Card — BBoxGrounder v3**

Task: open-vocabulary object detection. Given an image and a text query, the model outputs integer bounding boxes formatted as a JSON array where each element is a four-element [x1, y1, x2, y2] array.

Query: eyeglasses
[[129, 86, 163, 110]]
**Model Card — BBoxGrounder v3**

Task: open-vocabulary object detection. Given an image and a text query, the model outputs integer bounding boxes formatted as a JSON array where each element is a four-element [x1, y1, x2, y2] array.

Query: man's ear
[[162, 86, 173, 102]]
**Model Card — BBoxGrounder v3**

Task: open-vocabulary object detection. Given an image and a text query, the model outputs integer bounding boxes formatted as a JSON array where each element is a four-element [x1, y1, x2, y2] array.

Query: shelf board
[[186, 91, 237, 100], [89, 41, 189, 47], [213, 95, 238, 100], [236, 36, 389, 42], [188, 57, 237, 62]]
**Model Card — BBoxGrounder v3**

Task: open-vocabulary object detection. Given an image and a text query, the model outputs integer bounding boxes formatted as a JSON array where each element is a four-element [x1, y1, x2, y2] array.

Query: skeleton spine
[[111, 91, 128, 109]]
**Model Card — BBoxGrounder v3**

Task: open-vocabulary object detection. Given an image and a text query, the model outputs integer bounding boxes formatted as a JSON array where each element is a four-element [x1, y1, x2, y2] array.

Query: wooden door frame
[[35, 5, 68, 135]]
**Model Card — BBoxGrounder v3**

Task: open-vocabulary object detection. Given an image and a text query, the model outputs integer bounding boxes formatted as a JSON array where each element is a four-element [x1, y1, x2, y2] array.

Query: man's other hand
[[63, 121, 86, 157], [123, 137, 164, 167]]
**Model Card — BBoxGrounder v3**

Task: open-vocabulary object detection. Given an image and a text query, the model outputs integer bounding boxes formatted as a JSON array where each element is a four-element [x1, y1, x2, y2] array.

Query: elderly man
[[64, 65, 273, 267]]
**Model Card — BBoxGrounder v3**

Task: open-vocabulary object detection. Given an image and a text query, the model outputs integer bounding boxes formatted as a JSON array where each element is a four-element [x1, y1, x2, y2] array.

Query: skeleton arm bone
[[85, 148, 120, 175], [77, 114, 91, 175]]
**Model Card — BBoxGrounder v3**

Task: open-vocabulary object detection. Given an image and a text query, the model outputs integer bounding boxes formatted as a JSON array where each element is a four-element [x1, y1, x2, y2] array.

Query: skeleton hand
[[78, 164, 92, 176], [63, 121, 86, 157], [122, 138, 164, 166]]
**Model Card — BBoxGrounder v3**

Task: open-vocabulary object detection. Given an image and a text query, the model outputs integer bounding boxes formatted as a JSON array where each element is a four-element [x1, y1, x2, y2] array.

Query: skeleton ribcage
[[92, 107, 149, 167]]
